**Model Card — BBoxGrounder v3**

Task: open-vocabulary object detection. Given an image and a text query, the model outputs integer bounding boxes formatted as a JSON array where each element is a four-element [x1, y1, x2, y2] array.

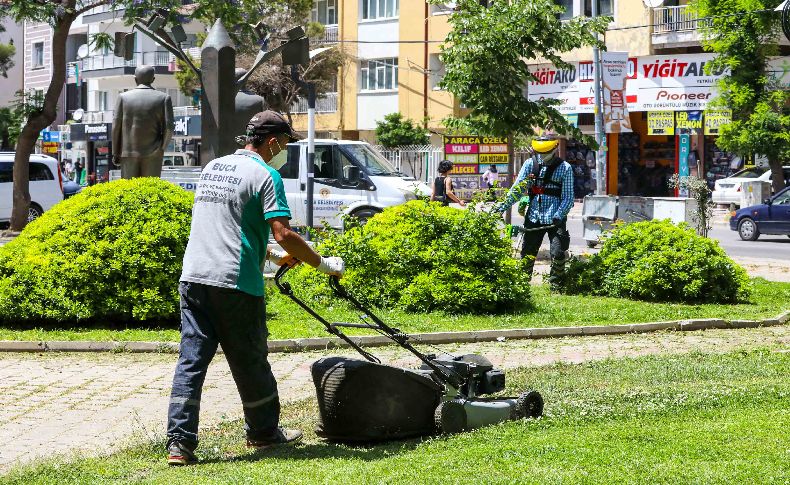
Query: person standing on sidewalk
[[494, 135, 573, 289], [166, 111, 346, 466], [431, 160, 466, 207]]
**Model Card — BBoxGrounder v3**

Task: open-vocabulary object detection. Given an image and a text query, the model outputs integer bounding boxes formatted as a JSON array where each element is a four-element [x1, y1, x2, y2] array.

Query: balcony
[[651, 5, 708, 48], [317, 25, 339, 44], [81, 51, 171, 71], [291, 92, 338, 113]]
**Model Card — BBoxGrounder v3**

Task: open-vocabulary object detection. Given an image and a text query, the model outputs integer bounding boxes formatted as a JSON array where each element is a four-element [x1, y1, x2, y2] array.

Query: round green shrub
[[562, 219, 751, 303], [0, 178, 193, 322], [288, 200, 532, 313]]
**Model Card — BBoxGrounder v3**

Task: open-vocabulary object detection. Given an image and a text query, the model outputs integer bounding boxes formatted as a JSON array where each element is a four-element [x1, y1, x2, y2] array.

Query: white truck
[[111, 139, 432, 228]]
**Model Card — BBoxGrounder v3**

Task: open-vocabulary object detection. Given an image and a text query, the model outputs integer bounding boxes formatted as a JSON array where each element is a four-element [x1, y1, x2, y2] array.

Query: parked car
[[712, 166, 790, 206], [729, 186, 790, 240], [0, 152, 65, 223]]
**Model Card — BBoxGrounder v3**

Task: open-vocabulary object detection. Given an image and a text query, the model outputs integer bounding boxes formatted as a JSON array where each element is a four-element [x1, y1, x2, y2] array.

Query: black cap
[[245, 110, 302, 141]]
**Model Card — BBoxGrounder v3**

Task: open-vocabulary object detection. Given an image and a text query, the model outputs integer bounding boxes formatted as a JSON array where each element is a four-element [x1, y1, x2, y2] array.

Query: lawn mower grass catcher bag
[[311, 356, 443, 442]]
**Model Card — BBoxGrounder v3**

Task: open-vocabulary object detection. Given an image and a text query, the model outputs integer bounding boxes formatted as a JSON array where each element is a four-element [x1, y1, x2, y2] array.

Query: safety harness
[[529, 156, 563, 198]]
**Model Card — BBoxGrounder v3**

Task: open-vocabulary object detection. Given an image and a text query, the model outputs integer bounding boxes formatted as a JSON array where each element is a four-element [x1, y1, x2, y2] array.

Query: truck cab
[[272, 140, 431, 227]]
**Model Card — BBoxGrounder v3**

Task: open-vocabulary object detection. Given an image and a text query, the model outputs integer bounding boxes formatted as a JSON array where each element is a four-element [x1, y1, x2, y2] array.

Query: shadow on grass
[[200, 436, 430, 465]]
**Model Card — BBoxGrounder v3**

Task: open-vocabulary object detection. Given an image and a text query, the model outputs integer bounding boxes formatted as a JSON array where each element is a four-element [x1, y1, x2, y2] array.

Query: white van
[[0, 152, 64, 223], [111, 140, 432, 228]]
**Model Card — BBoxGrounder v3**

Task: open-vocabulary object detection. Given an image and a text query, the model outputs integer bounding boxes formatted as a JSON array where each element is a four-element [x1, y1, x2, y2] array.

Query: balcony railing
[[317, 25, 339, 44], [291, 92, 338, 113], [653, 5, 709, 34], [173, 106, 201, 117], [80, 51, 171, 71]]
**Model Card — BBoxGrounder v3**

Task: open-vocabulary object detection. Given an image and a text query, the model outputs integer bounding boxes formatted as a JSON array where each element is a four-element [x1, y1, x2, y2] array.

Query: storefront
[[172, 114, 201, 165], [526, 53, 788, 196], [67, 122, 113, 185]]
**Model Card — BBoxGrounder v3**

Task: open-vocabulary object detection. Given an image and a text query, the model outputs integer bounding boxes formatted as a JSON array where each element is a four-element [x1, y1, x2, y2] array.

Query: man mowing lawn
[[167, 111, 345, 466]]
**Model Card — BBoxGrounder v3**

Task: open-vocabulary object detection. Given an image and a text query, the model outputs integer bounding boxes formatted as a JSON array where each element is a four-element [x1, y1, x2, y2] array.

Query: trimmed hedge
[[562, 220, 751, 303], [0, 178, 193, 322], [287, 200, 533, 314]]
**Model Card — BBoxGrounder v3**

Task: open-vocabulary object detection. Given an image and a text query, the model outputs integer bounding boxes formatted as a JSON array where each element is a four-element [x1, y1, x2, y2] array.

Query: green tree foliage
[[0, 22, 14, 78], [287, 200, 533, 314], [562, 220, 751, 303], [692, 0, 790, 193], [0, 178, 193, 323], [375, 112, 430, 147], [438, 0, 609, 144]]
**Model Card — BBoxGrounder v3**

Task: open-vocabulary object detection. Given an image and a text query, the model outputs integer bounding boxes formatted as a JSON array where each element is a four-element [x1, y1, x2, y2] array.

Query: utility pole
[[591, 1, 607, 195]]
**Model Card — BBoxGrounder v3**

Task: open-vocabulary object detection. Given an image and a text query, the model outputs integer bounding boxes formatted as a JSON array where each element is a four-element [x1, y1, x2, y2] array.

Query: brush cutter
[[274, 263, 544, 443]]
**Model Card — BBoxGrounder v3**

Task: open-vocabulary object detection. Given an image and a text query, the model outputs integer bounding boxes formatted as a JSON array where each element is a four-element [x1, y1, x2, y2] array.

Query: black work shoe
[[167, 441, 198, 466], [246, 427, 303, 449]]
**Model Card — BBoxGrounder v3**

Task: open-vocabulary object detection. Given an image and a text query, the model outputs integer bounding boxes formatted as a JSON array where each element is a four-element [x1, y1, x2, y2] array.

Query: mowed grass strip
[[1, 278, 788, 342], [5, 349, 789, 484]]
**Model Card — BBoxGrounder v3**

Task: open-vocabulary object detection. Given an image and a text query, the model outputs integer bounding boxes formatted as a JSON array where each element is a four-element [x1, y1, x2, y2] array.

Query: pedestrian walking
[[494, 135, 573, 289], [74, 158, 84, 185], [166, 110, 346, 466], [431, 160, 465, 207]]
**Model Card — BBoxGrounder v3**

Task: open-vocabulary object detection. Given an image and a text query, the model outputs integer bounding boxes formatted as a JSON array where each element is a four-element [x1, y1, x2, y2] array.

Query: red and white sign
[[527, 53, 735, 113], [601, 51, 632, 133]]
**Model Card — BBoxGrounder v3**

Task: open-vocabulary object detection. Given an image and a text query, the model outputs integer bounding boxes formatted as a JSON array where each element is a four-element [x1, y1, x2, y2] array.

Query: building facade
[[0, 19, 23, 110]]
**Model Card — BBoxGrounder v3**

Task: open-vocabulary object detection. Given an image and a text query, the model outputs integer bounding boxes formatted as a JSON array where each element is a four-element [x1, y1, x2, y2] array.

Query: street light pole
[[592, 1, 607, 195], [291, 65, 316, 238]]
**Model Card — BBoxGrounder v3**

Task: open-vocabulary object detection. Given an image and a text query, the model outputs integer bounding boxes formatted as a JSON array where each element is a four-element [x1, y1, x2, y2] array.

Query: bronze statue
[[112, 65, 175, 178], [233, 68, 267, 140]]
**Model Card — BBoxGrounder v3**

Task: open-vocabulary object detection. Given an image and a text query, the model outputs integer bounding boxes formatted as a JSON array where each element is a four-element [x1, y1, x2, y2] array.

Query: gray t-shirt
[[180, 149, 291, 296]]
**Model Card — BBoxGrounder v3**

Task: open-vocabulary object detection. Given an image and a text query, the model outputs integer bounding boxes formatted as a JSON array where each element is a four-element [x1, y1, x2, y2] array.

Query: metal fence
[[652, 5, 709, 34]]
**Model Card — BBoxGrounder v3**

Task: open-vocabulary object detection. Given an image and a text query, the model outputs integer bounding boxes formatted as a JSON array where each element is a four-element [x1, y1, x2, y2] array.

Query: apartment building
[[0, 19, 23, 110]]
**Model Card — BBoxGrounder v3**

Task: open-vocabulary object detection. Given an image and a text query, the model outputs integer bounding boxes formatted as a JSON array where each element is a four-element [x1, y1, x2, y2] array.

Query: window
[[32, 42, 44, 68], [312, 0, 338, 25], [362, 0, 398, 20], [276, 145, 300, 179], [584, 0, 613, 17], [774, 189, 790, 205], [429, 54, 446, 90], [97, 91, 109, 111], [0, 162, 12, 183], [554, 0, 573, 20], [360, 58, 398, 91], [30, 162, 54, 181]]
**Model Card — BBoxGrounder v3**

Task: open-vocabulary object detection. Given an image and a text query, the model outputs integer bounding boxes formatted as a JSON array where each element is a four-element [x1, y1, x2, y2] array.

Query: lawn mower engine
[[311, 352, 543, 442]]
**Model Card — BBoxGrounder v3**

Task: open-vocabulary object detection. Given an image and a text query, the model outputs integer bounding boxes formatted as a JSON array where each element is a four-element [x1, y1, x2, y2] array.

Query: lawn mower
[[274, 263, 544, 443]]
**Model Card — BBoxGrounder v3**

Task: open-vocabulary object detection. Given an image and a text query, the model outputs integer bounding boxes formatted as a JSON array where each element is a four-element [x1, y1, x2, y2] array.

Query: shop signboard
[[704, 109, 732, 135], [173, 115, 201, 137], [525, 64, 579, 114], [678, 134, 692, 196], [630, 54, 727, 111], [42, 142, 58, 154], [443, 136, 510, 199], [647, 111, 675, 135], [601, 51, 633, 133], [676, 111, 703, 134]]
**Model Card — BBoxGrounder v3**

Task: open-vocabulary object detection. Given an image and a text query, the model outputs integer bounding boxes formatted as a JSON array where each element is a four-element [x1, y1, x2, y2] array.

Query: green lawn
[[5, 348, 788, 484], [1, 279, 788, 342]]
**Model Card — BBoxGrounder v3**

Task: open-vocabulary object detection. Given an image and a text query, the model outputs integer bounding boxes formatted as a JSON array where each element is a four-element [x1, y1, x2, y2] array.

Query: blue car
[[730, 186, 790, 240]]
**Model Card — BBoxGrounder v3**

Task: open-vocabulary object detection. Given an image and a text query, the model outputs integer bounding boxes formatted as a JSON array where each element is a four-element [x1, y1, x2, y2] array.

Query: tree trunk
[[768, 158, 785, 194], [10, 7, 75, 232]]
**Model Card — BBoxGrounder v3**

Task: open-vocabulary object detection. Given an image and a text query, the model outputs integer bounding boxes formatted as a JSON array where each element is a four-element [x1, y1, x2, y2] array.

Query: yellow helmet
[[531, 135, 560, 154]]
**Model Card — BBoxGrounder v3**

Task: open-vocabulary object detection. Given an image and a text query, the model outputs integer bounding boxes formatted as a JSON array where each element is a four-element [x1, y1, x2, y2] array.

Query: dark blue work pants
[[166, 281, 280, 450]]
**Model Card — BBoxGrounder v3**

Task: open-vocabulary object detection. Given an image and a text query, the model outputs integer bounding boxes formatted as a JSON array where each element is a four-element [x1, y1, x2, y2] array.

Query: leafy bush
[[288, 200, 532, 313], [0, 178, 193, 323], [562, 220, 751, 303]]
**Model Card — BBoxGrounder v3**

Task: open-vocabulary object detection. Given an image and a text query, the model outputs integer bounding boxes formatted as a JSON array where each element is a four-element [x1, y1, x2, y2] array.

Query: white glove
[[267, 248, 290, 266], [317, 256, 345, 277]]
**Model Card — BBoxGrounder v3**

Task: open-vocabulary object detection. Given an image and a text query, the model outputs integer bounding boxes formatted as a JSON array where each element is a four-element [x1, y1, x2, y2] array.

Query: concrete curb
[[1, 310, 787, 354]]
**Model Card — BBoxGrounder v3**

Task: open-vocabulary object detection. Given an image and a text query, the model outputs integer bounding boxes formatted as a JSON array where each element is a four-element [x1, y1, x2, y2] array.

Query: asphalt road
[[509, 213, 790, 261]]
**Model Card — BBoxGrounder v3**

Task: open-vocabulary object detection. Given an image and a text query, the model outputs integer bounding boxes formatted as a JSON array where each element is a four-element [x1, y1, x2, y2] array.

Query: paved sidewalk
[[1, 325, 788, 474]]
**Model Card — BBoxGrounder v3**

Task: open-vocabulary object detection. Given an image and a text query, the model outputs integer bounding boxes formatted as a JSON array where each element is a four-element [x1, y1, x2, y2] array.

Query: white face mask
[[266, 138, 286, 168]]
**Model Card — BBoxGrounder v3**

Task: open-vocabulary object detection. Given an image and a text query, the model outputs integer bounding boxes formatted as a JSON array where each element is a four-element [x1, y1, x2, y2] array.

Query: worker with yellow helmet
[[494, 134, 574, 289]]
